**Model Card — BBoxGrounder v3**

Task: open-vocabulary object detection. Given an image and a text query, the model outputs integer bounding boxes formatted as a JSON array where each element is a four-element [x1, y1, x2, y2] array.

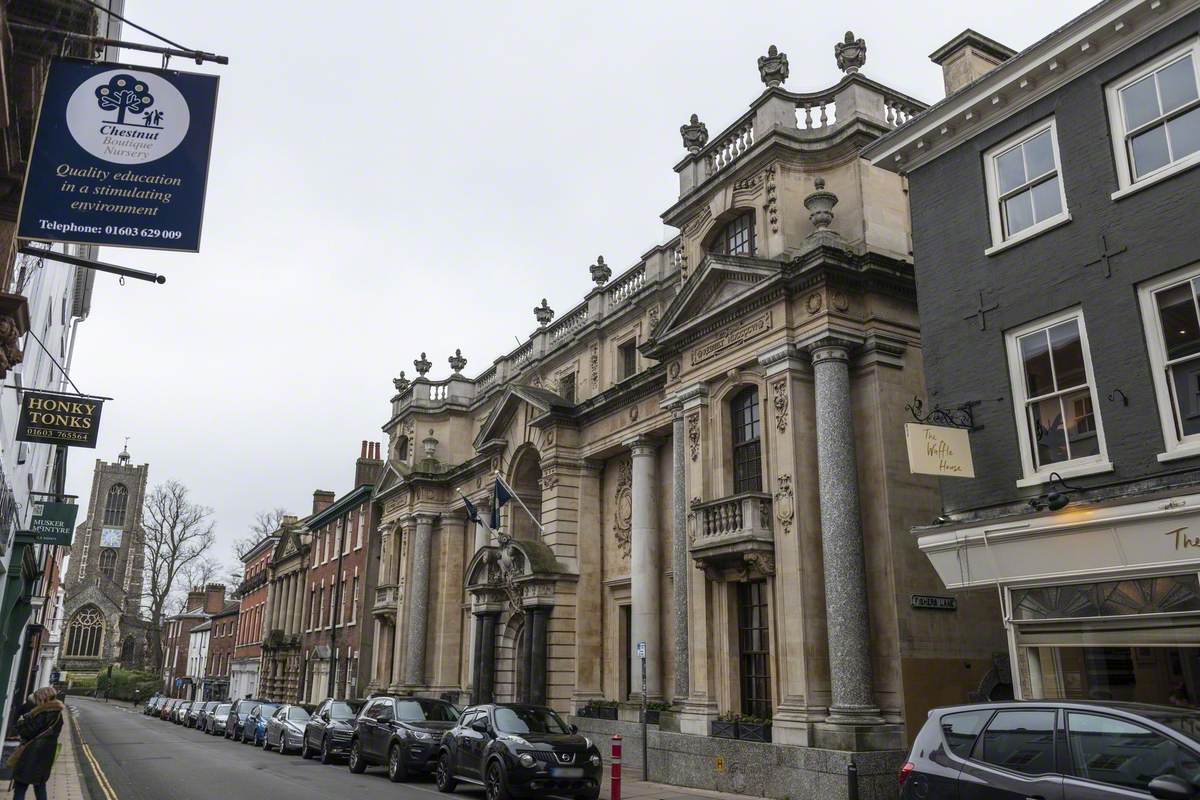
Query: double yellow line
[[80, 742, 119, 800]]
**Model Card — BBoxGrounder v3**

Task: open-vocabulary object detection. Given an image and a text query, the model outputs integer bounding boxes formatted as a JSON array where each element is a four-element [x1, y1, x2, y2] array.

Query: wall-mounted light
[[1029, 471, 1083, 512]]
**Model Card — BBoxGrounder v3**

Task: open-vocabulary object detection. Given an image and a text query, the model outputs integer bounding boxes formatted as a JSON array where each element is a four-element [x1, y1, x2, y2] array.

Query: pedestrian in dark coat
[[9, 686, 64, 800]]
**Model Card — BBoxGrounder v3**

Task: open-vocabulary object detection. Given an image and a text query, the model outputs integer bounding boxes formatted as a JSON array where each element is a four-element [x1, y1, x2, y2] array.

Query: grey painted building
[[867, 0, 1200, 711]]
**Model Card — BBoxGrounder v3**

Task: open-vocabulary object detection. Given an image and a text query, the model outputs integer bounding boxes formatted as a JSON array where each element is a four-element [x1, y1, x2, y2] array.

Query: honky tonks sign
[[17, 390, 103, 448]]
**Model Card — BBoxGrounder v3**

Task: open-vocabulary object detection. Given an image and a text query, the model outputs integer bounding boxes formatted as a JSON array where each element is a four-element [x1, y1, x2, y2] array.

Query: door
[[358, 699, 384, 758], [1061, 710, 1200, 799], [959, 708, 1064, 800], [450, 711, 477, 776], [368, 700, 395, 759], [458, 709, 488, 780]]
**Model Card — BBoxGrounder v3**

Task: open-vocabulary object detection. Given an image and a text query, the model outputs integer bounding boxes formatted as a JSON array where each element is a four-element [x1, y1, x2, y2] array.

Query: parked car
[[241, 703, 280, 745], [143, 695, 161, 715], [225, 698, 270, 741], [263, 704, 311, 754], [161, 699, 179, 721], [301, 699, 365, 763], [900, 701, 1200, 800], [193, 700, 216, 730], [185, 701, 205, 728], [435, 704, 601, 800], [348, 695, 460, 782], [204, 703, 233, 735], [174, 701, 191, 724]]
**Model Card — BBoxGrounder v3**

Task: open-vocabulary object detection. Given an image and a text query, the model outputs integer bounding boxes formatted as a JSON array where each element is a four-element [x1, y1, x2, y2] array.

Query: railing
[[511, 341, 533, 366], [882, 92, 922, 127], [607, 265, 645, 307], [705, 118, 754, 176], [795, 93, 837, 131], [548, 303, 588, 342], [695, 492, 773, 540], [476, 365, 497, 390], [429, 382, 448, 401], [373, 584, 399, 613]]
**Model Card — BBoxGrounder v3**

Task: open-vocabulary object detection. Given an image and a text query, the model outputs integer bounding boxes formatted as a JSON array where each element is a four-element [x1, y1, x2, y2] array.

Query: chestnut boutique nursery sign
[[16, 390, 103, 448], [17, 58, 220, 252]]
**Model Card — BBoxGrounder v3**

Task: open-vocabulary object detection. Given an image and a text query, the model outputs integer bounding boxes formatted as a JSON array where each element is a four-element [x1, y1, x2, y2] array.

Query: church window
[[65, 605, 104, 658], [714, 212, 756, 256], [103, 483, 128, 526], [98, 548, 117, 582], [731, 387, 763, 493]]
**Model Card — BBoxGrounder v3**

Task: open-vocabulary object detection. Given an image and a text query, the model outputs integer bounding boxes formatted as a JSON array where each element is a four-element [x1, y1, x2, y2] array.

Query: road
[[69, 696, 481, 800]]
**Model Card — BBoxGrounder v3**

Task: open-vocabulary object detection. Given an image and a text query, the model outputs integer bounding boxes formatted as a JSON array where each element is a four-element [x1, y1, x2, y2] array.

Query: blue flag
[[491, 478, 512, 530], [463, 495, 481, 525]]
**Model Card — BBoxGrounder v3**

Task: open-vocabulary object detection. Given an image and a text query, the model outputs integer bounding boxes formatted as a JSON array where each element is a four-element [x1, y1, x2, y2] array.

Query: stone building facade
[[259, 513, 313, 703], [369, 39, 1006, 798], [59, 447, 150, 677], [230, 534, 276, 700]]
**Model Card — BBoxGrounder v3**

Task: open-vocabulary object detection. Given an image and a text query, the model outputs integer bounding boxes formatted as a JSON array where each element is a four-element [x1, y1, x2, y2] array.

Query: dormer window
[[714, 212, 756, 256]]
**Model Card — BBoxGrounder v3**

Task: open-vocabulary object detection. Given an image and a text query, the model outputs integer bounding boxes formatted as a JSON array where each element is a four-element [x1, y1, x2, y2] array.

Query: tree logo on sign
[[94, 74, 156, 126], [66, 68, 190, 165]]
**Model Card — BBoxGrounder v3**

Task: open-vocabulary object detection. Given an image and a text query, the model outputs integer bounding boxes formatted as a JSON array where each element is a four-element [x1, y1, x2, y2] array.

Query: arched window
[[396, 436, 409, 462], [65, 605, 104, 658], [98, 549, 117, 582], [731, 387, 762, 493], [104, 483, 128, 526], [712, 212, 756, 256]]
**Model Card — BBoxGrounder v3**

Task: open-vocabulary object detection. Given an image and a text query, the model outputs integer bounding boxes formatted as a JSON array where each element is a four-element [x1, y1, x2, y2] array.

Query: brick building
[[161, 585, 226, 698], [302, 442, 382, 702], [230, 534, 277, 700], [203, 602, 239, 701]]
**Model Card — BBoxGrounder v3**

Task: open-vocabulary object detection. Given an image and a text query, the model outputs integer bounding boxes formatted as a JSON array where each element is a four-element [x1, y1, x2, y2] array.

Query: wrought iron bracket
[[905, 396, 982, 431]]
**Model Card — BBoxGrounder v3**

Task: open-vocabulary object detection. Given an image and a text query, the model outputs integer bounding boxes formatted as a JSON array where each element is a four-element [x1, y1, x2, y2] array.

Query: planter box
[[645, 709, 661, 725], [710, 719, 738, 739], [738, 722, 772, 742], [595, 705, 618, 720]]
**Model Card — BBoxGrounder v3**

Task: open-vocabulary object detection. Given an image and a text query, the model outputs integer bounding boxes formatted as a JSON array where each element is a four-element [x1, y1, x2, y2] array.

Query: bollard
[[611, 734, 622, 800], [847, 761, 859, 800]]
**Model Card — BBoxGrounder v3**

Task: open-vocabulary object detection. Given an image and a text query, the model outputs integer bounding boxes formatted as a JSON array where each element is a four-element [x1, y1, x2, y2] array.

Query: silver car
[[205, 703, 232, 735], [263, 704, 310, 754]]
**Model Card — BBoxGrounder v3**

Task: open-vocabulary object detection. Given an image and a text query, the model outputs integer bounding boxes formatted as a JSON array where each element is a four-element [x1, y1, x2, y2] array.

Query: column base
[[672, 699, 718, 736], [812, 720, 905, 752], [770, 700, 828, 747], [571, 691, 605, 714]]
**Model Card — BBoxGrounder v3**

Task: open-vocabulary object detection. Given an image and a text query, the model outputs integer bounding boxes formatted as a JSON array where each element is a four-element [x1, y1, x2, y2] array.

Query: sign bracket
[[19, 245, 165, 285], [7, 21, 228, 66]]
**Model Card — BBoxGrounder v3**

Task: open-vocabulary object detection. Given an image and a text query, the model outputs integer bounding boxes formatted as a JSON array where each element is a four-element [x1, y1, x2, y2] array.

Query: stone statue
[[757, 45, 789, 87], [448, 349, 467, 374], [0, 315, 24, 374], [392, 371, 410, 395], [590, 255, 612, 286], [534, 298, 555, 327], [835, 31, 867, 74], [679, 114, 709, 154]]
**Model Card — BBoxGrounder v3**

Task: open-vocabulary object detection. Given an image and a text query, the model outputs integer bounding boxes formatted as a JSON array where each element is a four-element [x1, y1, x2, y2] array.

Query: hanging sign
[[905, 423, 975, 478], [28, 500, 79, 545], [16, 390, 103, 448], [16, 57, 220, 252]]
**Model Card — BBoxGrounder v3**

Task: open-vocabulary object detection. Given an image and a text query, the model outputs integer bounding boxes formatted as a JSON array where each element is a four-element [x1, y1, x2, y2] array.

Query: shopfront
[[919, 492, 1200, 709]]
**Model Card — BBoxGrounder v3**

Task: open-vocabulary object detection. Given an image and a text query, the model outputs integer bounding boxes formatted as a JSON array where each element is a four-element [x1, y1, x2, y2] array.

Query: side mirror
[[471, 719, 489, 734], [1149, 775, 1196, 800], [569, 724, 579, 734]]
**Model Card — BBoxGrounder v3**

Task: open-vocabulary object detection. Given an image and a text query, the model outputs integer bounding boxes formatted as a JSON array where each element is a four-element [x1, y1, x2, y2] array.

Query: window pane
[[1169, 360, 1200, 437], [1156, 283, 1200, 360], [979, 710, 1056, 775], [996, 146, 1028, 194], [1158, 56, 1199, 115], [1123, 73, 1162, 130], [1132, 125, 1171, 177], [1020, 330, 1054, 397], [1049, 320, 1086, 389], [942, 710, 992, 759], [1067, 712, 1200, 791], [1063, 388, 1099, 458], [1004, 190, 1035, 236], [1030, 176, 1063, 222], [1167, 106, 1200, 162], [1030, 396, 1069, 467], [1024, 131, 1056, 179]]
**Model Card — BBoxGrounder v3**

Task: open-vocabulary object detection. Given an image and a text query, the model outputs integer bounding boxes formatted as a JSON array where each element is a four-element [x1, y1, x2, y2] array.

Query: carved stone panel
[[613, 458, 632, 559]]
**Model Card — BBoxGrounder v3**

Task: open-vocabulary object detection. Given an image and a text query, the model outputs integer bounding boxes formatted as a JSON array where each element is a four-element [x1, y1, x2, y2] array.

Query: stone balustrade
[[373, 583, 399, 618], [548, 302, 589, 342], [606, 264, 645, 308], [704, 118, 755, 176], [689, 491, 774, 569]]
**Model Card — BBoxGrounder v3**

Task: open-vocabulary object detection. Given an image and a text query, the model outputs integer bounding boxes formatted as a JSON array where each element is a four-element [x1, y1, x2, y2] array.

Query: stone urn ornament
[[590, 255, 612, 286], [805, 177, 839, 231], [758, 45, 789, 88], [835, 31, 867, 74], [679, 114, 709, 154], [448, 348, 467, 374], [413, 352, 432, 377], [534, 298, 555, 327], [422, 428, 439, 459]]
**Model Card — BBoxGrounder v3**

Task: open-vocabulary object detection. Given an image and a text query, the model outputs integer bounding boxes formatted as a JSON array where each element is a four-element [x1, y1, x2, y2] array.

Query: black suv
[[902, 701, 1200, 800], [435, 703, 601, 800], [348, 695, 460, 781], [301, 698, 364, 763]]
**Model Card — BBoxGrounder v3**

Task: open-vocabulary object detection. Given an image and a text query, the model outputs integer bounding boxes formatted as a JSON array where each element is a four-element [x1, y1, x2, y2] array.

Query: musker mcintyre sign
[[16, 58, 219, 252], [16, 391, 103, 448], [28, 500, 79, 546]]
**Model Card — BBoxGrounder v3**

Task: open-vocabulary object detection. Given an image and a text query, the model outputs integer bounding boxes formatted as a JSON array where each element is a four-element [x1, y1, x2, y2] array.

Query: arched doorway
[[509, 447, 542, 541]]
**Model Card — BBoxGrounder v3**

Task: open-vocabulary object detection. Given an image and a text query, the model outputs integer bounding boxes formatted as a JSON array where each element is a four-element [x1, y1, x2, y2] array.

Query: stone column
[[476, 610, 498, 704], [520, 609, 535, 702], [626, 435, 661, 701], [528, 606, 549, 706], [293, 574, 305, 633], [402, 513, 434, 687], [669, 403, 689, 700], [267, 579, 279, 632], [811, 342, 881, 724], [432, 515, 467, 691]]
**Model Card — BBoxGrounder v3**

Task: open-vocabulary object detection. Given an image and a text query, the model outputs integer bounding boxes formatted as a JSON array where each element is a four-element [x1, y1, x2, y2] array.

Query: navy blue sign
[[17, 58, 219, 252]]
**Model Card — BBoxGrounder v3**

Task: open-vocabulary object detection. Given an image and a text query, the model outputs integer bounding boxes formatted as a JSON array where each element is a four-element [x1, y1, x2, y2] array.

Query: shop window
[[1067, 712, 1200, 791], [1011, 574, 1200, 620], [737, 580, 771, 718], [731, 387, 762, 493], [977, 709, 1056, 775]]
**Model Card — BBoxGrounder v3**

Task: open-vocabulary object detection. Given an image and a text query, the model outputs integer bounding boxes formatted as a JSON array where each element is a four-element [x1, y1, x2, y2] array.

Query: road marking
[[81, 742, 120, 800]]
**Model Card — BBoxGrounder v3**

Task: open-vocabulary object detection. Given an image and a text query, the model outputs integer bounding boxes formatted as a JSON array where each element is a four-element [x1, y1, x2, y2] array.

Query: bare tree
[[178, 556, 221, 590], [143, 480, 215, 671], [233, 507, 288, 559]]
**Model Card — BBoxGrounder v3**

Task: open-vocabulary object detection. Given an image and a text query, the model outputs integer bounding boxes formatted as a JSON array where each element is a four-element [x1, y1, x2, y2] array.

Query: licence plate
[[550, 767, 584, 778]]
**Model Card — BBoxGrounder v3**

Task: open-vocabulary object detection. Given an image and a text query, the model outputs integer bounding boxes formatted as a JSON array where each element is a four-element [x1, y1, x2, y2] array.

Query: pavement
[[32, 697, 761, 800]]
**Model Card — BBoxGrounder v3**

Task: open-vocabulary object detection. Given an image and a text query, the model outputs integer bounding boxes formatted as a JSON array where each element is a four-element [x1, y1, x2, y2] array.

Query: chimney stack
[[313, 490, 336, 515], [355, 440, 384, 487], [186, 587, 206, 611], [929, 29, 1015, 96], [204, 583, 226, 614]]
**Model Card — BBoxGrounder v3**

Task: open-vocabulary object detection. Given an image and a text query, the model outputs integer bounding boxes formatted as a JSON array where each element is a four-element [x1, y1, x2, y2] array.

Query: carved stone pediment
[[472, 385, 574, 450], [464, 538, 566, 614]]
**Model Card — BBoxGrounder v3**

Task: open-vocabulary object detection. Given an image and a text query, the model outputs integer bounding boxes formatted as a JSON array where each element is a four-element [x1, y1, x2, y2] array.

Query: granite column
[[670, 404, 689, 700], [627, 435, 661, 701], [402, 513, 434, 687]]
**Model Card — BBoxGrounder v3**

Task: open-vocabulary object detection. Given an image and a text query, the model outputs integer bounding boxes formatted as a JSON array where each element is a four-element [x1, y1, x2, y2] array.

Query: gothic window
[[120, 636, 135, 664], [104, 483, 128, 526], [713, 212, 756, 256], [65, 605, 104, 658], [731, 387, 762, 493], [98, 548, 117, 582], [737, 580, 772, 718]]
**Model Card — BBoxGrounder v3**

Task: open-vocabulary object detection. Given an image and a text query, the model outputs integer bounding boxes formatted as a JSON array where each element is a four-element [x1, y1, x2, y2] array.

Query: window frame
[[617, 338, 638, 382], [729, 386, 763, 494], [1138, 262, 1200, 461], [1107, 38, 1200, 198], [983, 117, 1071, 253], [971, 707, 1060, 778], [1004, 307, 1112, 487]]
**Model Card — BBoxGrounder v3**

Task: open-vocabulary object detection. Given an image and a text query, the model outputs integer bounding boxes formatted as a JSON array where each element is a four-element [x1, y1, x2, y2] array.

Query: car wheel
[[319, 736, 333, 765], [300, 736, 312, 759], [262, 732, 272, 751], [387, 743, 407, 783], [435, 751, 457, 793], [348, 740, 367, 774], [485, 761, 512, 800]]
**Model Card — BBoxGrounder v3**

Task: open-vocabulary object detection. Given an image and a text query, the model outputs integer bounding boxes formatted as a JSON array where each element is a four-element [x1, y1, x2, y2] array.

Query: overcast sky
[[61, 0, 1097, 575]]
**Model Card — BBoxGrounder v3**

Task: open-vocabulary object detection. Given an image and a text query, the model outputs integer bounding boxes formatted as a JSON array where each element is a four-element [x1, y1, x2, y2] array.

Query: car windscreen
[[215, 704, 231, 715], [493, 706, 570, 735], [287, 707, 310, 721], [256, 704, 279, 718], [395, 699, 458, 722], [329, 701, 361, 720]]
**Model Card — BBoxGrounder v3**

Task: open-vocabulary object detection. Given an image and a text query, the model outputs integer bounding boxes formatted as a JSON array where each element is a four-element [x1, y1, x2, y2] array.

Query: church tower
[[58, 445, 150, 676]]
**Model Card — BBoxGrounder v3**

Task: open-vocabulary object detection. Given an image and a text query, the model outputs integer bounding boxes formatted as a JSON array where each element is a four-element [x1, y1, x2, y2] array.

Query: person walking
[[7, 686, 64, 800]]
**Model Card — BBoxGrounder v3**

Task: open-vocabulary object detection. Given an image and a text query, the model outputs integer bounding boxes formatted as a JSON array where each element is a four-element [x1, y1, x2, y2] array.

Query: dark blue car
[[225, 697, 270, 740], [240, 702, 280, 746]]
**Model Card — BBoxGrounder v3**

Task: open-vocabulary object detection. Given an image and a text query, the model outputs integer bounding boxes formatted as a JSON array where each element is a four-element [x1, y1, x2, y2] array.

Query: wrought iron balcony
[[689, 492, 774, 573]]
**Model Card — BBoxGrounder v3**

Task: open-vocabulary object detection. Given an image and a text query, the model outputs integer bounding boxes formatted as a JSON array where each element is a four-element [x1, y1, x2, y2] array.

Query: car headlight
[[410, 730, 433, 741], [518, 753, 536, 768], [583, 737, 593, 749], [591, 754, 601, 767]]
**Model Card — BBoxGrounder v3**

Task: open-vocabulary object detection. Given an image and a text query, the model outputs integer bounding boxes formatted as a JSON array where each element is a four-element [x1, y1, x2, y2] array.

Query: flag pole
[[495, 472, 545, 534], [455, 487, 501, 544]]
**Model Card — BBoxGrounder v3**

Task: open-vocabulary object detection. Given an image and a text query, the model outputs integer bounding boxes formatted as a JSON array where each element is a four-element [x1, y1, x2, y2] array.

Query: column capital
[[414, 512, 438, 526], [757, 342, 808, 377], [623, 434, 660, 457], [808, 336, 859, 364]]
